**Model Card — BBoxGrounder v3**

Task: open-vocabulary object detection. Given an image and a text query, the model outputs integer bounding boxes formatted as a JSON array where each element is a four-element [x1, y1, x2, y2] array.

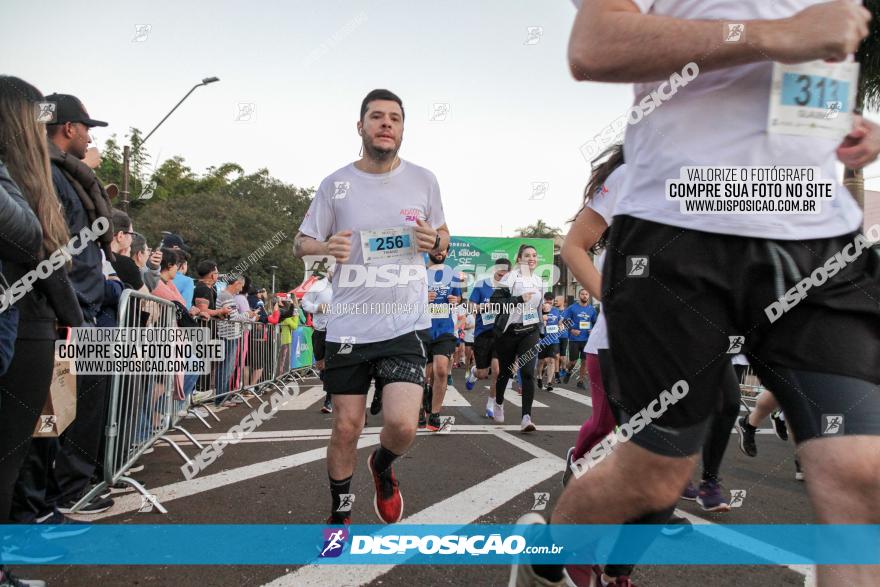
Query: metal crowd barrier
[[737, 364, 766, 412], [72, 290, 313, 514]]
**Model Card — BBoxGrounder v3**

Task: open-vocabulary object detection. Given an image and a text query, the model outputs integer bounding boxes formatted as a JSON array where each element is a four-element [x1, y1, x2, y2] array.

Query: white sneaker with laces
[[493, 402, 505, 423], [507, 513, 578, 586], [521, 414, 536, 433]]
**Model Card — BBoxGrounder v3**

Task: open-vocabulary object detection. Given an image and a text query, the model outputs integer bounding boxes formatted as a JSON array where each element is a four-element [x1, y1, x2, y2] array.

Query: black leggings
[[494, 328, 539, 417], [703, 364, 742, 481], [0, 336, 54, 522]]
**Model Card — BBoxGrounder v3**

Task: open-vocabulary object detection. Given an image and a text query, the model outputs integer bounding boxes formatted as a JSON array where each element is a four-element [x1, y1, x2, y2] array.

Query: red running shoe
[[367, 451, 403, 523]]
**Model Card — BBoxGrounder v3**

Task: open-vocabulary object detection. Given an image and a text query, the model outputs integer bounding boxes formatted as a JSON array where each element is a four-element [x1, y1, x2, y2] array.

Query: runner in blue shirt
[[422, 246, 462, 431], [538, 299, 564, 391], [464, 259, 511, 418], [562, 289, 598, 390], [555, 295, 570, 384]]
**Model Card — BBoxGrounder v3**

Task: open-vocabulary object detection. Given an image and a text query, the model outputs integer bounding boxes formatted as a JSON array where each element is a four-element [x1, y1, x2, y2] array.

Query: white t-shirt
[[585, 165, 626, 354], [500, 269, 544, 331], [618, 0, 862, 240], [301, 279, 333, 332], [464, 312, 476, 343], [299, 160, 445, 343]]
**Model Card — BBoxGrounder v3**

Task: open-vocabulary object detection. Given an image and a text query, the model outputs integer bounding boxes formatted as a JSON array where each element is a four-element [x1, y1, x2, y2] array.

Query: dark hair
[[196, 260, 218, 278], [242, 275, 252, 294], [573, 143, 625, 252], [360, 89, 404, 121], [544, 292, 554, 302], [159, 248, 178, 271], [111, 208, 131, 235], [130, 232, 147, 256], [515, 245, 537, 262], [495, 258, 511, 270]]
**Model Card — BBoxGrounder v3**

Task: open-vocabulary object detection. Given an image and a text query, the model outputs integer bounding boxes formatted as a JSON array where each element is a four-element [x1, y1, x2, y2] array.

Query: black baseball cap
[[43, 93, 108, 127], [162, 233, 192, 255]]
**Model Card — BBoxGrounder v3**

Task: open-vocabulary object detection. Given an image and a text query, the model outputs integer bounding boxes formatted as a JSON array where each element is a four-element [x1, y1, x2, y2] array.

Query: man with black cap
[[12, 94, 121, 522]]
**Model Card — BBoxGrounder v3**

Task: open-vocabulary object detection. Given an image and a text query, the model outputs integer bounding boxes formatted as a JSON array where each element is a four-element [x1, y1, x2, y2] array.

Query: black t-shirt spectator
[[110, 255, 143, 290], [194, 281, 216, 310]]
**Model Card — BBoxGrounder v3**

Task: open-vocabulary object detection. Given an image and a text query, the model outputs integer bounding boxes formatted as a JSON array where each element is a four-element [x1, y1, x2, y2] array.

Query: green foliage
[[858, 0, 880, 111], [95, 129, 314, 291], [516, 219, 562, 239]]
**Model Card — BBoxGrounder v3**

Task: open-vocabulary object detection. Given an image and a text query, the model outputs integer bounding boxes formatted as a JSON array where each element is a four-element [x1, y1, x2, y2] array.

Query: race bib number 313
[[768, 60, 859, 140], [360, 227, 416, 263]]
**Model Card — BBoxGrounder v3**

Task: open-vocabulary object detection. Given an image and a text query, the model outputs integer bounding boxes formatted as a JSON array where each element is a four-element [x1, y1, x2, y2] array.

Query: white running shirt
[[299, 160, 445, 343], [585, 165, 626, 354], [618, 0, 862, 240]]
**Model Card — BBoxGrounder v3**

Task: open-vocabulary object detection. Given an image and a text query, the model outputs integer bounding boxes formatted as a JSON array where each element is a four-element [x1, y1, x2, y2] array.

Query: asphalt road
[[24, 366, 814, 587]]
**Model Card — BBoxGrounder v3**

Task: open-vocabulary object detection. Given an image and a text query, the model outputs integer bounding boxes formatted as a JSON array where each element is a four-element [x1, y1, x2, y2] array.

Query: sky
[[4, 0, 880, 237]]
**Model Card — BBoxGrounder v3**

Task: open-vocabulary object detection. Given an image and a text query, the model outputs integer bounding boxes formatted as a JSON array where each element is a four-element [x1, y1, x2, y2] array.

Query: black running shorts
[[473, 330, 497, 370], [567, 340, 587, 362], [324, 329, 427, 395], [427, 333, 457, 362], [603, 215, 880, 455], [312, 329, 327, 362], [558, 338, 568, 357], [539, 343, 560, 359]]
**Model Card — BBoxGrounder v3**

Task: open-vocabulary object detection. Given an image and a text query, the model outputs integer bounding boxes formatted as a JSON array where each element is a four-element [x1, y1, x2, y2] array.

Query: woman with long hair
[[0, 75, 82, 584], [490, 244, 544, 433]]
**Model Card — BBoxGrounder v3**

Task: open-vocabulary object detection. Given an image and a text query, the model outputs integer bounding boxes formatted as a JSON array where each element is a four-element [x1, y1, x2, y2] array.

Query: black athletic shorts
[[567, 340, 587, 362], [464, 341, 474, 348], [473, 330, 497, 370], [427, 333, 457, 362], [323, 329, 427, 395], [312, 329, 327, 362], [603, 215, 880, 455], [539, 343, 561, 359], [558, 338, 569, 357]]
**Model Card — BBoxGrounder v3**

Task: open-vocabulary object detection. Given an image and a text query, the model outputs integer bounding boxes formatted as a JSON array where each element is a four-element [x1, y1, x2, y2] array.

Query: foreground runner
[[492, 245, 544, 433], [514, 2, 880, 585], [295, 89, 450, 524], [465, 259, 511, 418], [424, 245, 461, 431]]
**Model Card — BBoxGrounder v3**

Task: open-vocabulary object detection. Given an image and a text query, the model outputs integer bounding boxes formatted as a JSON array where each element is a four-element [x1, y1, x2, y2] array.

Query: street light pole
[[120, 76, 220, 212], [270, 265, 279, 293]]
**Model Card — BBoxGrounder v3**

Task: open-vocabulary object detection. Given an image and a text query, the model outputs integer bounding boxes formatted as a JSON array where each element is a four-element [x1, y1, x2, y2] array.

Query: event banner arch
[[448, 236, 555, 285]]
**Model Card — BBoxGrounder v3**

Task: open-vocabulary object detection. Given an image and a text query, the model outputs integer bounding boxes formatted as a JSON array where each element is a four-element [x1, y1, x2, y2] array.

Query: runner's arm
[[569, 0, 871, 83], [294, 232, 330, 258], [561, 207, 607, 301]]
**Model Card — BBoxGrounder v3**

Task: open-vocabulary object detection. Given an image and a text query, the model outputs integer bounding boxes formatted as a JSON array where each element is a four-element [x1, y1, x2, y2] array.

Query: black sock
[[532, 564, 564, 582], [329, 474, 352, 521], [372, 445, 399, 477]]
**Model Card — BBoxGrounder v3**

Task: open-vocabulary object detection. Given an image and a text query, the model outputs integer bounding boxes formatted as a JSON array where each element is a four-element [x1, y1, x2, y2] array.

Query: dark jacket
[[50, 158, 105, 320], [0, 162, 83, 339], [0, 161, 42, 264]]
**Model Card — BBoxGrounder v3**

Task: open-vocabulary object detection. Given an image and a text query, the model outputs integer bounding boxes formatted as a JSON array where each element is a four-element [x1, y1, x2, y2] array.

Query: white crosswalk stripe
[[277, 385, 325, 410]]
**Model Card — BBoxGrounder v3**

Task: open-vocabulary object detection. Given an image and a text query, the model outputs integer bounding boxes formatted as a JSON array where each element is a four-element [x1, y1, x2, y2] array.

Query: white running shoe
[[493, 402, 505, 423], [485, 398, 494, 418], [507, 513, 577, 586], [521, 415, 536, 433]]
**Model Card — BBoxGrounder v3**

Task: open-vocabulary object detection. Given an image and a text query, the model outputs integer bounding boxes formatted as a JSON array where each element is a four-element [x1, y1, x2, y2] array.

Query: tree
[[846, 0, 880, 208], [516, 219, 562, 239], [95, 138, 315, 291]]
